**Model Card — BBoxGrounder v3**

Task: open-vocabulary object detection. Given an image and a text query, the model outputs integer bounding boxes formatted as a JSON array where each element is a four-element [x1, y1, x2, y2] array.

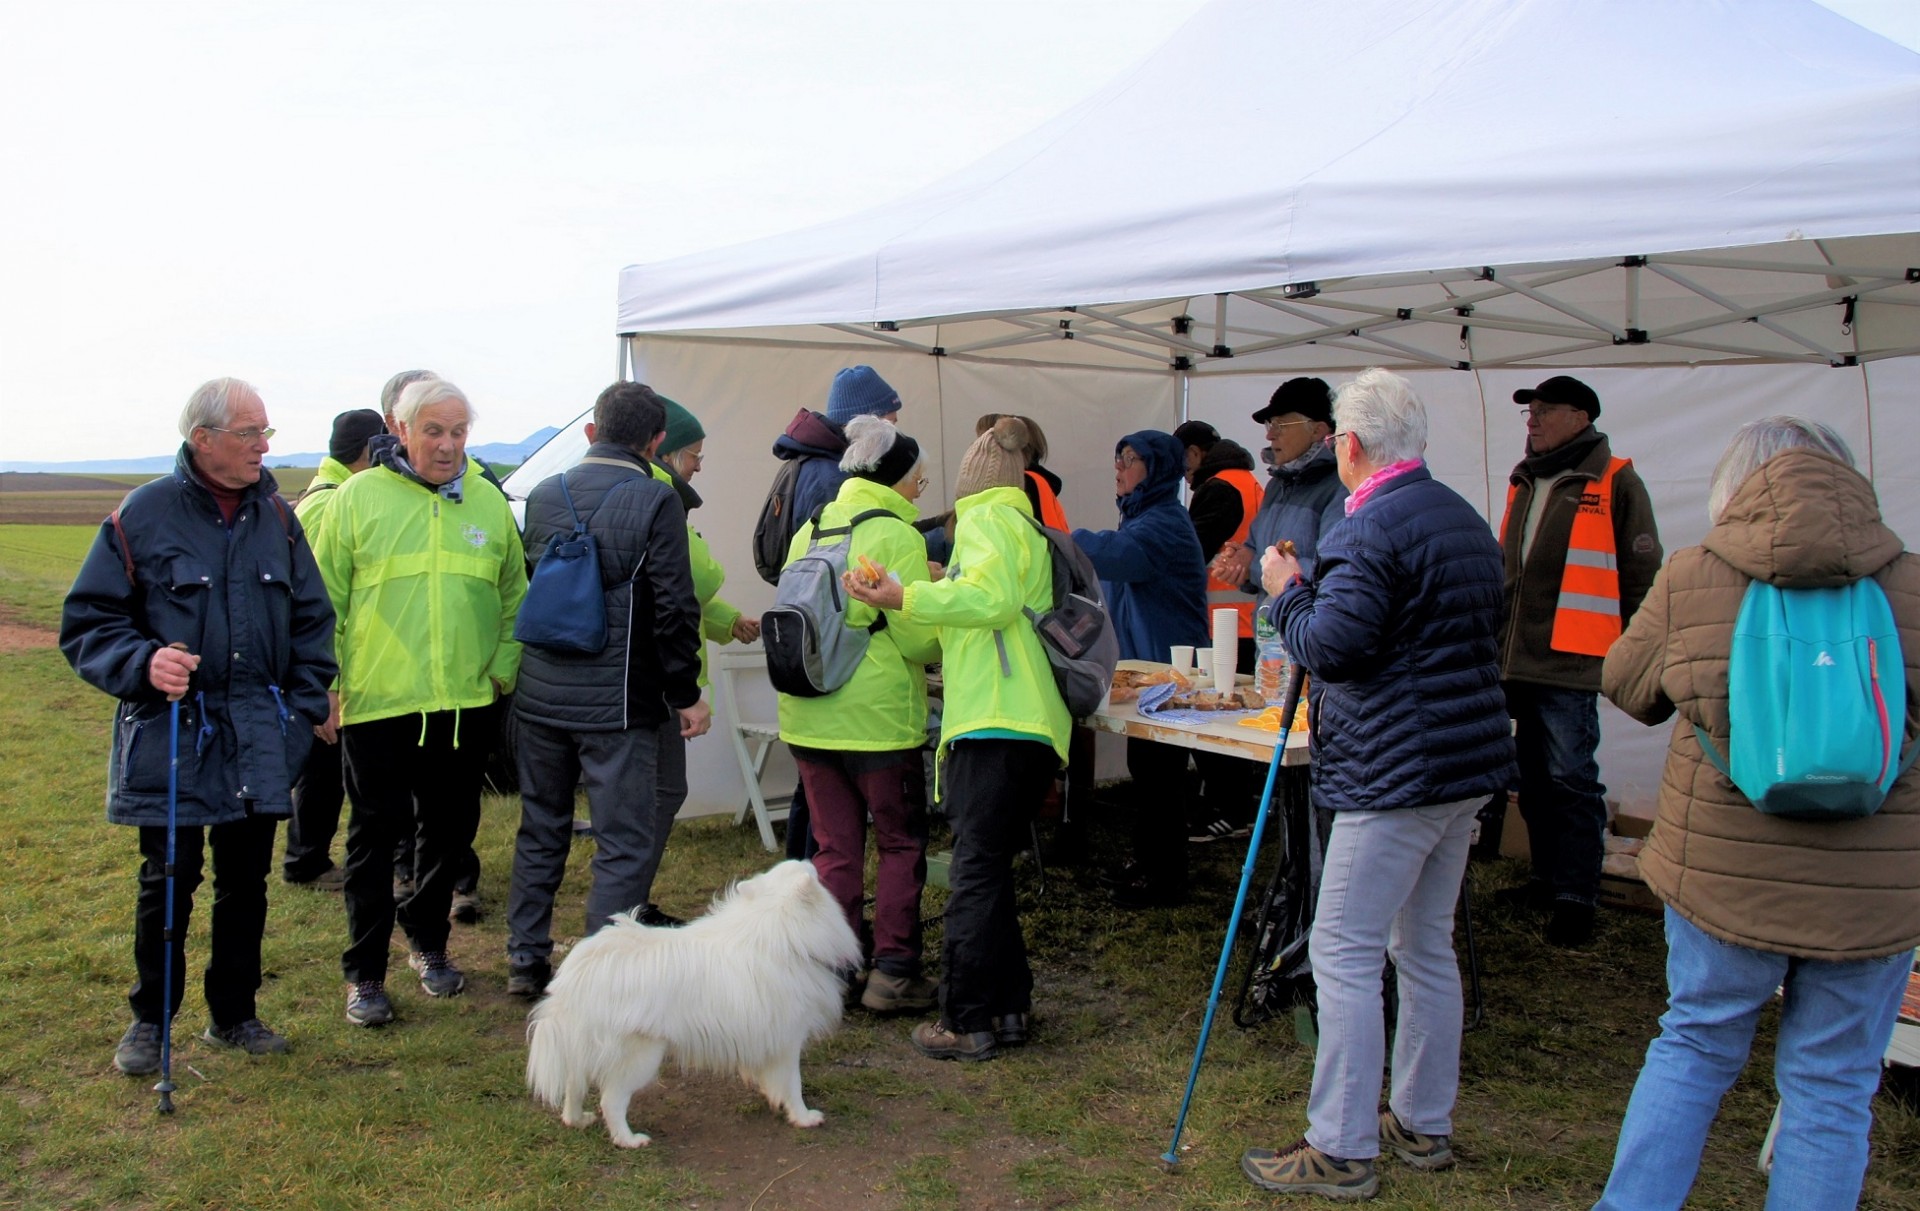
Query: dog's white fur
[[525, 859, 862, 1148]]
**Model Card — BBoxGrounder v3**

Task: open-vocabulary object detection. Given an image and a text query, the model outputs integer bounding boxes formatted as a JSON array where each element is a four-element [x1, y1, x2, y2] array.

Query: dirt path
[[0, 607, 57, 653]]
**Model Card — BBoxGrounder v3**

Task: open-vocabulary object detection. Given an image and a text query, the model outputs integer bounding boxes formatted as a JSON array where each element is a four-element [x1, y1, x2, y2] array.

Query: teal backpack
[[1695, 577, 1917, 820]]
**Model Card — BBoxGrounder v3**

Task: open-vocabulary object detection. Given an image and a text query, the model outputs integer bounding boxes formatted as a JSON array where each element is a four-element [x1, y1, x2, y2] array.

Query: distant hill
[[0, 426, 562, 475]]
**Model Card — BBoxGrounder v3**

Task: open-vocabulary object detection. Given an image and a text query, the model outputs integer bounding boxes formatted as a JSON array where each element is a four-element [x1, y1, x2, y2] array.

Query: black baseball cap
[[1172, 420, 1219, 451], [1513, 375, 1600, 419], [1252, 376, 1334, 425]]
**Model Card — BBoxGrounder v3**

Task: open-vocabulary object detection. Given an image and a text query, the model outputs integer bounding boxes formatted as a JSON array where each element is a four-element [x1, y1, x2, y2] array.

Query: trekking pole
[[156, 643, 189, 1115], [1160, 663, 1307, 1171]]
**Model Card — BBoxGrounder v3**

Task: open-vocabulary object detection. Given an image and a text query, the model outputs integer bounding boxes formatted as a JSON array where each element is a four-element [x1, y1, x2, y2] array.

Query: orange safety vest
[[1203, 467, 1264, 639], [1028, 469, 1070, 531], [1502, 457, 1629, 658]]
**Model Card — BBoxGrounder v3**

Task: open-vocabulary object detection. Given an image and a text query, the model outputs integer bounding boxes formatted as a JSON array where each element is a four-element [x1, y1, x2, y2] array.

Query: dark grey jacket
[[61, 448, 336, 826], [514, 444, 701, 730], [1242, 442, 1349, 596]]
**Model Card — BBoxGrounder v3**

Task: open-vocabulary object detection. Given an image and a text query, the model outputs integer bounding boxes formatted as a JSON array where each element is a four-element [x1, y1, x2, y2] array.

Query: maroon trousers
[[791, 746, 929, 976]]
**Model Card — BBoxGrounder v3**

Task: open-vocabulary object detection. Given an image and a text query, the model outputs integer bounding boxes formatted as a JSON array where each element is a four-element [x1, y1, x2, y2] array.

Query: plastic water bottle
[[1254, 611, 1290, 705]]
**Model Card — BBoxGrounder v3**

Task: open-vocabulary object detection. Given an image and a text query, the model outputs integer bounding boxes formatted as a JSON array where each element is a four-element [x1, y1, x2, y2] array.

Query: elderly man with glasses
[[63, 378, 337, 1073], [1495, 375, 1662, 947], [1209, 377, 1350, 614]]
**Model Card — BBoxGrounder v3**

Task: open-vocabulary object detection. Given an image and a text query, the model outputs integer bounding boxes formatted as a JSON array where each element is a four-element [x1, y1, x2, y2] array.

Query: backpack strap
[[805, 506, 897, 634], [108, 507, 137, 586], [1692, 723, 1733, 782]]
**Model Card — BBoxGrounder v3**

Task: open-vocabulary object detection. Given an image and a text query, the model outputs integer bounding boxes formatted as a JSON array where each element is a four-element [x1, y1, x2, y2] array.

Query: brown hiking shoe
[[861, 970, 938, 1015], [909, 1021, 999, 1063], [1379, 1108, 1455, 1170], [1241, 1138, 1378, 1200]]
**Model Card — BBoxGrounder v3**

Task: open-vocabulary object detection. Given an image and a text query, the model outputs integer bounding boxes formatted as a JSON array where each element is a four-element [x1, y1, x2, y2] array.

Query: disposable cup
[[1169, 644, 1195, 670]]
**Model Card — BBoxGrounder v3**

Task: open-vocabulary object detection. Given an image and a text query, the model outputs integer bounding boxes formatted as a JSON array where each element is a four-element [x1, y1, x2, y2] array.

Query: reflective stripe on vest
[[1029, 470, 1070, 532], [1203, 467, 1264, 639], [1505, 457, 1629, 657]]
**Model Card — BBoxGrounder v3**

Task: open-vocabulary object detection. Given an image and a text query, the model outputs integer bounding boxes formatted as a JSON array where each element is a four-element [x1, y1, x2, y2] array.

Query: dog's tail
[[525, 995, 582, 1110]]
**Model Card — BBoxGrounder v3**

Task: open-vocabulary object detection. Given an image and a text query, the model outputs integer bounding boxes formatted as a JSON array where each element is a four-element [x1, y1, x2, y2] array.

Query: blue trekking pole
[[155, 645, 189, 1115], [1160, 663, 1306, 1170]]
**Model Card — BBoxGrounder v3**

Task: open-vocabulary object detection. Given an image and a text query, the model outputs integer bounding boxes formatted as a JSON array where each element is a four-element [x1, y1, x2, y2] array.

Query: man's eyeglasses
[[1522, 404, 1576, 419], [204, 426, 275, 442], [1265, 417, 1313, 432]]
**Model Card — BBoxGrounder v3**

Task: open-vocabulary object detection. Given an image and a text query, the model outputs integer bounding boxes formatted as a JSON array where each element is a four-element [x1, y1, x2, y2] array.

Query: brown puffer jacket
[[1602, 449, 1920, 960]]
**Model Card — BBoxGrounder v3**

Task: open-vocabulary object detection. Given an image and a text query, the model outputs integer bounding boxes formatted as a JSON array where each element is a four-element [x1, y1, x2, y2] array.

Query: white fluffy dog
[[525, 859, 863, 1148]]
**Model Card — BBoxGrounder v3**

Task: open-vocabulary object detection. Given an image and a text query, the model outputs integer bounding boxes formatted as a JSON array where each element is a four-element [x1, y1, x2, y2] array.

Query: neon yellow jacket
[[647, 462, 740, 690], [777, 476, 941, 752], [293, 455, 354, 535], [898, 486, 1070, 764], [312, 463, 527, 727]]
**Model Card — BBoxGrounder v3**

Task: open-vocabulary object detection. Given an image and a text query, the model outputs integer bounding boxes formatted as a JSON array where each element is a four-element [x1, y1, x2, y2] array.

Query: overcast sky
[[2, 0, 1914, 463]]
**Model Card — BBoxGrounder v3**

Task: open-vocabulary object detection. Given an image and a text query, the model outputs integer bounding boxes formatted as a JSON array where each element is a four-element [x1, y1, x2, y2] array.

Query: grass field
[[0, 468, 319, 527], [2, 524, 1915, 1210]]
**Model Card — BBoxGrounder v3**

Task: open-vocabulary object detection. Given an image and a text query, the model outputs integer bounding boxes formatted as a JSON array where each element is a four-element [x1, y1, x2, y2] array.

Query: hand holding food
[[1261, 542, 1302, 596], [854, 553, 886, 588]]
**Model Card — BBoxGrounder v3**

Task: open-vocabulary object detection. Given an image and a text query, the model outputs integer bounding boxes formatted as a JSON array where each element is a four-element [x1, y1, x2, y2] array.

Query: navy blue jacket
[[1073, 430, 1210, 661], [516, 444, 702, 730], [1243, 442, 1348, 596], [60, 449, 336, 826], [772, 409, 849, 531], [1271, 466, 1515, 812]]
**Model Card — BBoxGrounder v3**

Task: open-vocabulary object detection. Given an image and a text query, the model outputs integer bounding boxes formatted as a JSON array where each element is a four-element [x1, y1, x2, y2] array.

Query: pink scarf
[[1344, 459, 1424, 515]]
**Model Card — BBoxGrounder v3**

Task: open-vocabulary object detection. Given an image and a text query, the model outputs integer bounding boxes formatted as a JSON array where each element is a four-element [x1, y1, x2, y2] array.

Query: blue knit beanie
[[826, 365, 902, 425]]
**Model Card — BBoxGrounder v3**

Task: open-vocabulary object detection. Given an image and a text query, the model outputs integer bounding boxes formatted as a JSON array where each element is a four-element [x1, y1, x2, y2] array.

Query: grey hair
[[1331, 368, 1427, 464], [392, 376, 475, 428], [1707, 415, 1855, 524], [380, 369, 437, 417], [178, 377, 260, 439], [840, 415, 899, 473]]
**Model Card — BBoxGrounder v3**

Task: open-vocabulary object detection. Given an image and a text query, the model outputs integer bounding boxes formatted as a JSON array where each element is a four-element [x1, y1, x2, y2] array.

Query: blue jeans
[[1505, 682, 1606, 905], [1594, 909, 1912, 1211]]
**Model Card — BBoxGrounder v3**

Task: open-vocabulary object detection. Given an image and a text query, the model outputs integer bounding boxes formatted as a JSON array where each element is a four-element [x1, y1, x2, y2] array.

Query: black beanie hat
[[851, 431, 922, 488], [329, 408, 387, 463]]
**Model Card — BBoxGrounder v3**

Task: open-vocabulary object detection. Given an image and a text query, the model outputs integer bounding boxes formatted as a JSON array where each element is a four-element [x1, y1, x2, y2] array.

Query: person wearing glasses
[[776, 416, 944, 1014], [1209, 377, 1349, 612], [63, 378, 337, 1072], [1496, 375, 1662, 947], [1072, 430, 1210, 907]]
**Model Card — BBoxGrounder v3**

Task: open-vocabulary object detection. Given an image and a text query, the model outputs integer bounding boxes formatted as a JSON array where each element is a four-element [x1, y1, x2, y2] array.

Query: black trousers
[[1127, 737, 1192, 889], [131, 808, 279, 1028], [284, 737, 344, 881], [340, 704, 496, 983], [940, 738, 1056, 1034]]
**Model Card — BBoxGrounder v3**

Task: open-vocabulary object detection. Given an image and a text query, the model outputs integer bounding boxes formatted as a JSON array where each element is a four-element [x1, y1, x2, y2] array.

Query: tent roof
[[616, 0, 1920, 371]]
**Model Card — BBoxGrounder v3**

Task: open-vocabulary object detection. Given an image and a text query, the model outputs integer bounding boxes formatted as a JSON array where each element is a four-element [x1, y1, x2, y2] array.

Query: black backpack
[[752, 459, 804, 586], [1018, 515, 1119, 719]]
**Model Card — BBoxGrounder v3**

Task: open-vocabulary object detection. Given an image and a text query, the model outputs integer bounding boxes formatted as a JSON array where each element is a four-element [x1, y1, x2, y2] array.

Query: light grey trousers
[[1305, 797, 1480, 1159]]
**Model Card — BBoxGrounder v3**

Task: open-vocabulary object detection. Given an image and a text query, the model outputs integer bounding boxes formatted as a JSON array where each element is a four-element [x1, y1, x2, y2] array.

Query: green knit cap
[[657, 396, 705, 456]]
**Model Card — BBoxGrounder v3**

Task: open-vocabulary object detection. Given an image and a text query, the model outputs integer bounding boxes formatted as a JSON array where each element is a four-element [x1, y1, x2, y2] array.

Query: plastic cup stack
[[1211, 608, 1239, 691]]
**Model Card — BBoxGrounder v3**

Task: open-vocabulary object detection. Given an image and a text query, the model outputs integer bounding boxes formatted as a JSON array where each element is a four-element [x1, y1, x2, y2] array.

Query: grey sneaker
[[113, 1020, 164, 1075], [506, 958, 552, 998], [861, 970, 939, 1015], [1241, 1138, 1379, 1200], [1379, 1108, 1454, 1171], [408, 950, 466, 998], [345, 980, 394, 1027], [202, 1018, 290, 1055]]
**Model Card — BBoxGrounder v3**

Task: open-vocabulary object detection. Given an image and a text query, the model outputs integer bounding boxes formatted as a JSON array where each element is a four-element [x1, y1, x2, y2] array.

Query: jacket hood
[[1701, 448, 1903, 588], [773, 408, 847, 462], [1029, 462, 1063, 495], [1193, 438, 1256, 487], [1116, 430, 1185, 517], [648, 456, 702, 512]]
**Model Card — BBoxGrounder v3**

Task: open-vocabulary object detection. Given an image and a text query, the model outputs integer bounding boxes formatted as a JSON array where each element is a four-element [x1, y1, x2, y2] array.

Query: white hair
[[1707, 415, 1855, 524], [839, 415, 899, 473], [392, 376, 475, 428], [1332, 368, 1427, 464], [177, 377, 259, 439]]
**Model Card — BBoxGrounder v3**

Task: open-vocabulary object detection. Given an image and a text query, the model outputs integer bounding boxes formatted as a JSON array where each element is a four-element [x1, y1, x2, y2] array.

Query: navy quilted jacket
[[1270, 466, 1515, 812]]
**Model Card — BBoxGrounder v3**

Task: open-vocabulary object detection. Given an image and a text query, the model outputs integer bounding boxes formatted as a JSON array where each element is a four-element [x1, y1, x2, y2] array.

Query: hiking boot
[[113, 1021, 164, 1075], [1546, 900, 1596, 948], [635, 904, 685, 928], [1493, 881, 1553, 913], [861, 970, 938, 1015], [392, 877, 415, 904], [1379, 1108, 1454, 1171], [408, 950, 466, 998], [286, 865, 347, 891], [910, 1021, 999, 1063], [991, 1012, 1031, 1047], [1241, 1138, 1379, 1200], [507, 958, 552, 998], [1188, 817, 1252, 843], [201, 1018, 290, 1056], [449, 891, 482, 924], [345, 981, 394, 1027]]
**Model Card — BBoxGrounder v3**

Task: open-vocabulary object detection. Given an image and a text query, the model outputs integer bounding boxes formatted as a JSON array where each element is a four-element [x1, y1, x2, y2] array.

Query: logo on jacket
[[462, 524, 489, 548], [1812, 651, 1836, 667]]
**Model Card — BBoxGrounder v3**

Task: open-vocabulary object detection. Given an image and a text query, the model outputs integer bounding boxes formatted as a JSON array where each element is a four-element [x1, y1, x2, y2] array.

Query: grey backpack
[[761, 507, 896, 698]]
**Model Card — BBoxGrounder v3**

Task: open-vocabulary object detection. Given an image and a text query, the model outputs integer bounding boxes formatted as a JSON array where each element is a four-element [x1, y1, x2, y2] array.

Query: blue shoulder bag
[[514, 474, 609, 654]]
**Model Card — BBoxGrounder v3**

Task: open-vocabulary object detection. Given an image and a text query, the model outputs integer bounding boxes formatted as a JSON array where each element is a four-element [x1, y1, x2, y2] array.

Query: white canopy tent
[[511, 0, 1920, 816]]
